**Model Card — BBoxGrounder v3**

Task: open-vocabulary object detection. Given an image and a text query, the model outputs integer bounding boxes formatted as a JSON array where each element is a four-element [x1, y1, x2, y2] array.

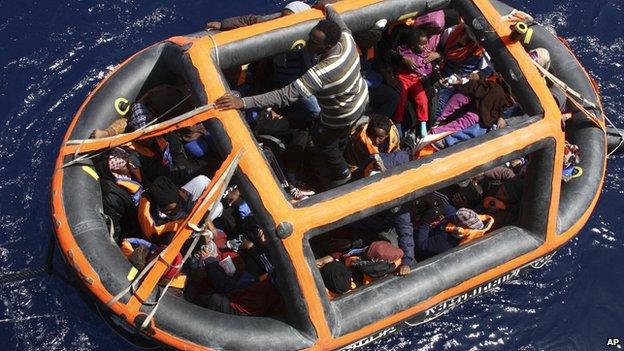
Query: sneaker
[[290, 186, 315, 201]]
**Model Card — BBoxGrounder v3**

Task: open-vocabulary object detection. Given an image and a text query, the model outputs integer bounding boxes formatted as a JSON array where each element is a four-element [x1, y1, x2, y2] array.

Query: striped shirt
[[241, 5, 368, 129], [294, 30, 369, 128]]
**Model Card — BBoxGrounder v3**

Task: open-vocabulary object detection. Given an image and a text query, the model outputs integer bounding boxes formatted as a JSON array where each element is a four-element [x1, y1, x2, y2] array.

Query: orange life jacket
[[443, 25, 483, 64], [114, 178, 143, 206], [137, 196, 185, 240], [443, 214, 495, 245], [127, 137, 171, 167]]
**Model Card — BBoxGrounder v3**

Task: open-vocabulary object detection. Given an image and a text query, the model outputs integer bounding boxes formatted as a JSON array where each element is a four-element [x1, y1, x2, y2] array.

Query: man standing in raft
[[215, 1, 369, 188]]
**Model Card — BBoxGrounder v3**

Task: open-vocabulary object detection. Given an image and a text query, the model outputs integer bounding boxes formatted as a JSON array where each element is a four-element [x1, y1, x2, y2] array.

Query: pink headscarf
[[413, 10, 446, 51]]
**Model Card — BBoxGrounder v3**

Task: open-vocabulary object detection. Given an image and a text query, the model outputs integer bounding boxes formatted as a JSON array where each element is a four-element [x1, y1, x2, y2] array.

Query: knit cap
[[147, 176, 179, 207], [321, 261, 352, 294], [454, 208, 484, 230], [365, 241, 404, 262]]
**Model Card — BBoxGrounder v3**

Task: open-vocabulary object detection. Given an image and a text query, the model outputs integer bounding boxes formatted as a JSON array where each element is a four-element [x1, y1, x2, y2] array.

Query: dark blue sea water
[[1, 1, 622, 350]]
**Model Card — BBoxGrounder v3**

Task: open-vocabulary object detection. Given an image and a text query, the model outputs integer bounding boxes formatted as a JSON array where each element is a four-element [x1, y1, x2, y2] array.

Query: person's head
[[126, 102, 153, 132], [308, 19, 342, 55], [453, 208, 484, 230], [281, 1, 310, 16], [529, 48, 551, 71], [320, 261, 352, 295], [365, 241, 404, 262], [366, 114, 393, 147], [495, 179, 523, 204], [107, 147, 133, 177], [354, 29, 382, 53], [147, 176, 182, 218], [413, 10, 445, 36], [406, 28, 429, 54]]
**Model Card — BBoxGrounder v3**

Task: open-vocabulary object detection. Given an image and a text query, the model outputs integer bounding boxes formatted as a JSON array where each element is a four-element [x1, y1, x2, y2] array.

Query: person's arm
[[219, 13, 280, 30], [242, 82, 305, 110], [204, 258, 239, 294], [323, 4, 350, 33], [482, 166, 515, 182], [394, 206, 415, 275], [90, 118, 127, 139], [415, 204, 461, 256]]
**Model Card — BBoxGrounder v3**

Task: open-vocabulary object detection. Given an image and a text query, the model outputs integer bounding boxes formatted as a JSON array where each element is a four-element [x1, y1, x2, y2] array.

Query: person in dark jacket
[[205, 1, 311, 31], [96, 147, 144, 243]]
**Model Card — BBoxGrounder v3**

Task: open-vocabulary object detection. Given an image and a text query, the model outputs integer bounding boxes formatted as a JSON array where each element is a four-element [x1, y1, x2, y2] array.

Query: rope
[[61, 95, 192, 169], [606, 118, 624, 157], [0, 267, 48, 284], [208, 35, 220, 68], [94, 303, 161, 350], [529, 59, 605, 131]]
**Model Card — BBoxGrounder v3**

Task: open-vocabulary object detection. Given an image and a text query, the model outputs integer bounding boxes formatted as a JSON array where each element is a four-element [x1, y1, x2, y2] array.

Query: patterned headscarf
[[127, 103, 152, 132], [108, 147, 130, 172]]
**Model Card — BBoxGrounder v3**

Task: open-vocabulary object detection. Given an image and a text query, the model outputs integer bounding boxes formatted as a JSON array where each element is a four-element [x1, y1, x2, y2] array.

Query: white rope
[[208, 34, 220, 68], [605, 115, 624, 157]]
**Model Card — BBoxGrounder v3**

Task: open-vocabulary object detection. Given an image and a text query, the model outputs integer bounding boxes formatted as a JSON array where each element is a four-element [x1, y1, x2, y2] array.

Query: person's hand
[[313, 0, 338, 9], [497, 117, 508, 129], [214, 94, 244, 110], [206, 21, 222, 30], [316, 255, 335, 267], [419, 121, 427, 138], [468, 72, 481, 81], [90, 129, 109, 139], [424, 51, 441, 64], [403, 56, 418, 71], [397, 265, 411, 276]]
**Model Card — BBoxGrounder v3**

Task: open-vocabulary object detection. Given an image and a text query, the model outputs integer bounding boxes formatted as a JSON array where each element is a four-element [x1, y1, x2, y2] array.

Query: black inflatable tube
[[213, 0, 451, 69], [607, 127, 624, 155], [489, 1, 607, 233], [61, 47, 314, 350], [303, 138, 555, 337]]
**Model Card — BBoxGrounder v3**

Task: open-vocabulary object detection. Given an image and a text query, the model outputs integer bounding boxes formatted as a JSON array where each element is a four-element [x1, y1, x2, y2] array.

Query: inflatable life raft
[[51, 0, 617, 349]]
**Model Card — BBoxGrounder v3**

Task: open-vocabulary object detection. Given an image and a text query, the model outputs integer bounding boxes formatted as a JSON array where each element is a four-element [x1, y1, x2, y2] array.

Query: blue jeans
[[443, 123, 487, 147]]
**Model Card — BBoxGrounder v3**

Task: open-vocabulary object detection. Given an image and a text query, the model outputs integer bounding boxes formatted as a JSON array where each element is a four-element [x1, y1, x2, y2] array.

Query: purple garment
[[431, 92, 480, 134], [413, 10, 445, 51], [397, 45, 433, 77]]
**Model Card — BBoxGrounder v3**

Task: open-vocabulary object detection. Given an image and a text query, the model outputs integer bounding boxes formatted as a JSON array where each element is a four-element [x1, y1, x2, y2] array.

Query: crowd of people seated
[[89, 1, 582, 311]]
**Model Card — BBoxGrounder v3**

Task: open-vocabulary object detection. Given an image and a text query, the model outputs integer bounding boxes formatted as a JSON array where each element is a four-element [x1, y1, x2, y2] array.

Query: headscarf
[[365, 241, 404, 262], [108, 147, 129, 172], [413, 10, 445, 30], [321, 261, 352, 294], [454, 208, 484, 230], [127, 103, 153, 132], [529, 48, 551, 70]]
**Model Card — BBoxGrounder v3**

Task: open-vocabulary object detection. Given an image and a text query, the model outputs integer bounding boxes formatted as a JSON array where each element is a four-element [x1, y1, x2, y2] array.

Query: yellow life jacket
[[444, 214, 495, 245]]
